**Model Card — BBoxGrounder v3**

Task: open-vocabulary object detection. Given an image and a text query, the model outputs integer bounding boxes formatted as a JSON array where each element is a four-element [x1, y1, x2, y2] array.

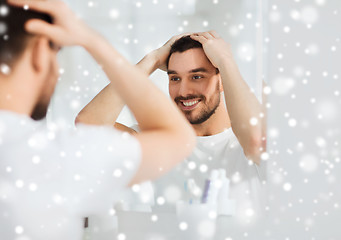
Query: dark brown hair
[[0, 0, 52, 66]]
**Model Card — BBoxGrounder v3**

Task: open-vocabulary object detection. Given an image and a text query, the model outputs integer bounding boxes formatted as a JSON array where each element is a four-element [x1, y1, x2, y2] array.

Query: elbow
[[75, 110, 92, 126], [74, 114, 83, 126]]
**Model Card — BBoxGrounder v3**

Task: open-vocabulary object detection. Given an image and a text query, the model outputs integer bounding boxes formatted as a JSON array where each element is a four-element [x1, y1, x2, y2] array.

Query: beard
[[31, 100, 49, 121], [174, 82, 221, 125]]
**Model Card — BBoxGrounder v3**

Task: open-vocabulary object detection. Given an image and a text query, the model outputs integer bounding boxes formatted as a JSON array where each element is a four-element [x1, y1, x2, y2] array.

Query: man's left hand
[[190, 31, 234, 69]]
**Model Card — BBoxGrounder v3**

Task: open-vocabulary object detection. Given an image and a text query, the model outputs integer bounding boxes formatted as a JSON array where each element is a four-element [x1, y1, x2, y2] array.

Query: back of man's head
[[0, 0, 52, 70], [166, 36, 202, 68]]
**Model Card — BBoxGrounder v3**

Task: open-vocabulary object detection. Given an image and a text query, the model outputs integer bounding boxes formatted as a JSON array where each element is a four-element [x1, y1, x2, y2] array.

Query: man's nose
[[178, 79, 195, 96]]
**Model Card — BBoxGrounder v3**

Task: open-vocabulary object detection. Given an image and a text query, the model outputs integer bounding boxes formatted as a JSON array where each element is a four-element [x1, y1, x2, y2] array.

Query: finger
[[193, 32, 213, 40], [25, 19, 62, 40], [208, 30, 220, 38], [172, 32, 193, 43], [7, 0, 57, 15], [190, 35, 208, 44], [177, 32, 193, 39]]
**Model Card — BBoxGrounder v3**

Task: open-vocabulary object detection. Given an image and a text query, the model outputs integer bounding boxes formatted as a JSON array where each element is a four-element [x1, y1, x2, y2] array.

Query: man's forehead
[[168, 48, 215, 74]]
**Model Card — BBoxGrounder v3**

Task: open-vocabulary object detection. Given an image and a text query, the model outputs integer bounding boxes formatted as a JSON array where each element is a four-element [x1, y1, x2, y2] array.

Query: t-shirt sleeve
[[56, 124, 142, 217]]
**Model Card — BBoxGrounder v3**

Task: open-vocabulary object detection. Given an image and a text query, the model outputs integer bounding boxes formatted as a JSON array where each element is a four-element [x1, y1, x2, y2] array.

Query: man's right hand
[[8, 0, 94, 48], [150, 33, 192, 71]]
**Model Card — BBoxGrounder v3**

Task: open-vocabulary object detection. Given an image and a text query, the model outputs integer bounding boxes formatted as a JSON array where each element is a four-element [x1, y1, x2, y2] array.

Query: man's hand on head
[[152, 32, 193, 71], [190, 31, 234, 70], [8, 0, 94, 48]]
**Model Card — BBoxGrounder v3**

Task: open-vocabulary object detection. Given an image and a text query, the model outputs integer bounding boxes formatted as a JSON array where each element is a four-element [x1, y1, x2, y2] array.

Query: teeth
[[183, 100, 198, 107]]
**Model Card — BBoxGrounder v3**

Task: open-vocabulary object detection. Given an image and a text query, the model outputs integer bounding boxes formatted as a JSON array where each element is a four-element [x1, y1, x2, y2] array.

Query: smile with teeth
[[181, 100, 199, 107]]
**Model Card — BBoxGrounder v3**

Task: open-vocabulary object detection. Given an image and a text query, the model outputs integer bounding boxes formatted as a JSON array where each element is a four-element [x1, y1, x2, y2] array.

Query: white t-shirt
[[0, 110, 141, 240], [152, 128, 266, 221]]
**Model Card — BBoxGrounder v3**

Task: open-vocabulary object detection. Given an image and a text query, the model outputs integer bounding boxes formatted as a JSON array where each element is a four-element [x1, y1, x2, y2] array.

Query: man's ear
[[30, 37, 51, 78], [218, 74, 224, 92]]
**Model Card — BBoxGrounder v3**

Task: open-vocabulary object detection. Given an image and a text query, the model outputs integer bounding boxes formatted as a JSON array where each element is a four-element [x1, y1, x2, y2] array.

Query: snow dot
[[290, 10, 301, 20], [83, 70, 89, 76], [231, 172, 241, 183], [261, 152, 270, 161], [132, 184, 140, 192], [316, 99, 337, 121], [135, 2, 142, 8], [23, 4, 29, 10], [200, 164, 208, 173], [70, 100, 80, 109], [53, 196, 67, 208], [305, 44, 319, 55], [29, 183, 37, 192], [301, 6, 319, 24], [151, 215, 158, 222], [245, 208, 255, 217], [198, 220, 215, 238], [283, 183, 292, 191], [109, 9, 120, 19], [229, 26, 240, 37], [0, 21, 7, 35], [203, 21, 209, 27], [156, 196, 165, 205], [113, 169, 122, 178], [249, 117, 258, 126], [32, 155, 41, 164], [263, 86, 272, 95], [117, 233, 126, 240], [15, 226, 24, 234], [315, 137, 326, 148], [269, 11, 281, 23], [72, 149, 82, 158], [0, 5, 9, 16], [179, 222, 188, 230], [315, 0, 326, 6], [164, 185, 181, 203], [283, 26, 291, 33], [15, 180, 24, 188], [109, 208, 116, 216], [187, 161, 196, 170], [288, 118, 297, 127], [237, 43, 255, 62], [74, 174, 81, 181], [269, 128, 279, 138], [299, 154, 319, 172], [272, 77, 295, 95], [0, 63, 11, 75]]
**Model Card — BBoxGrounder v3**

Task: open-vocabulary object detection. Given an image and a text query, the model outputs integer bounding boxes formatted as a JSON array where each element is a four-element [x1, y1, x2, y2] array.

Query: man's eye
[[170, 77, 180, 81], [192, 75, 203, 80]]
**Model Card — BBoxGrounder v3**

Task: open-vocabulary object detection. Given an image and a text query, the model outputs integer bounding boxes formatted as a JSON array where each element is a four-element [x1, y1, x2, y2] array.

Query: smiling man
[[77, 32, 267, 220], [0, 1, 195, 239]]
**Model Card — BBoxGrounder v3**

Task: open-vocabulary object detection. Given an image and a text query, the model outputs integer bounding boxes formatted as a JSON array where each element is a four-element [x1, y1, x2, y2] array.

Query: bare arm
[[75, 53, 159, 126], [11, 0, 196, 184], [76, 34, 189, 127], [191, 31, 265, 163]]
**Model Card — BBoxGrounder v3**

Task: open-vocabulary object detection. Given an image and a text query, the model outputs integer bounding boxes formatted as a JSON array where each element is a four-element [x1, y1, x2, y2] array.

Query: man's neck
[[192, 96, 231, 137], [0, 82, 34, 117]]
